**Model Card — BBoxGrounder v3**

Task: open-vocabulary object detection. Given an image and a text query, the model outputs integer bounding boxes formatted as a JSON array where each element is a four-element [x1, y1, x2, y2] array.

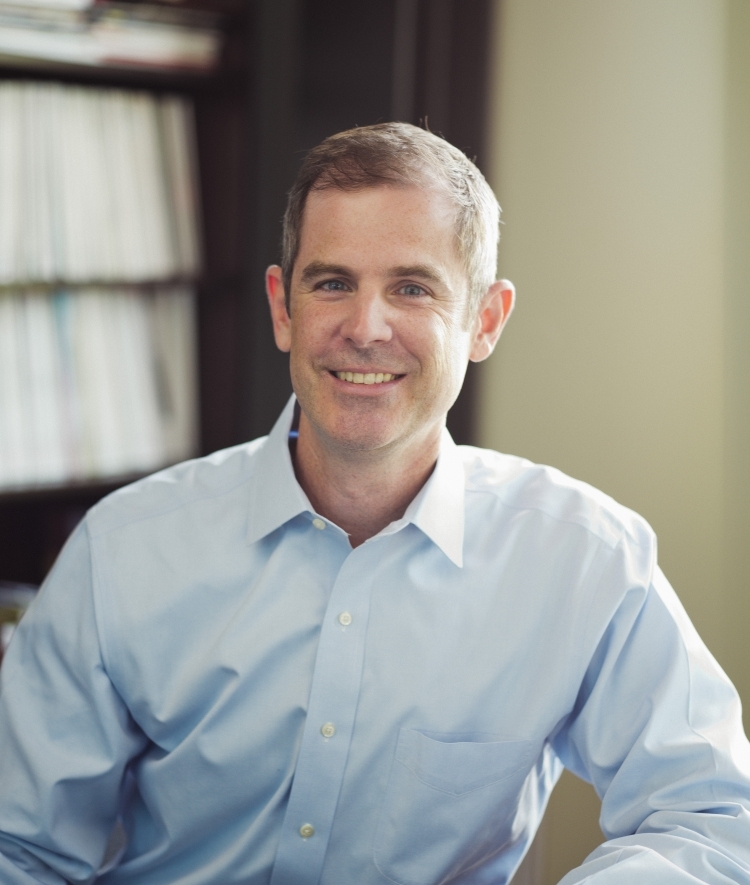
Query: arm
[[0, 521, 148, 884], [552, 566, 750, 884]]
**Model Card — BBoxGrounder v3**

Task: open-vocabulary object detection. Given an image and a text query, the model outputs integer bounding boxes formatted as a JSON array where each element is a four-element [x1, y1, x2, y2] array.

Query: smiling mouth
[[333, 371, 400, 385]]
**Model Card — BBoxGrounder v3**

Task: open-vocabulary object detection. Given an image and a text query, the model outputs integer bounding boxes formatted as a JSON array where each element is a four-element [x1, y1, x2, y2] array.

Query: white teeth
[[336, 371, 396, 384]]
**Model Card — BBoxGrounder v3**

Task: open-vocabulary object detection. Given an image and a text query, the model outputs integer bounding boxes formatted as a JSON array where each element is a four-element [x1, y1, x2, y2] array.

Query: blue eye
[[399, 284, 425, 297], [319, 279, 348, 291]]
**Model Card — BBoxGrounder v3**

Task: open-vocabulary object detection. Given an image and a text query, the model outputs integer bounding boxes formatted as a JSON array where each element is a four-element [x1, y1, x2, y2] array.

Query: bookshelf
[[0, 0, 249, 585], [0, 0, 494, 586]]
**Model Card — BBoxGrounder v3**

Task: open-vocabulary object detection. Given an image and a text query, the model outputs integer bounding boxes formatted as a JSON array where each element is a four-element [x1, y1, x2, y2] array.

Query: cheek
[[423, 322, 471, 376], [287, 331, 316, 394], [289, 313, 325, 362], [290, 303, 341, 352]]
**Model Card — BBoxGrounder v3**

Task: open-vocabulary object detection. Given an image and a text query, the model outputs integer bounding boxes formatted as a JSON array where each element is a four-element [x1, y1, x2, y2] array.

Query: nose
[[339, 290, 393, 347]]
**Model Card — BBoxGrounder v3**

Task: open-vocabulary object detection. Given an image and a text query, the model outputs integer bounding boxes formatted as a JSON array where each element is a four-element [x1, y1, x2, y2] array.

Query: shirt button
[[338, 611, 352, 626], [320, 722, 336, 738], [299, 823, 315, 839], [312, 518, 325, 530]]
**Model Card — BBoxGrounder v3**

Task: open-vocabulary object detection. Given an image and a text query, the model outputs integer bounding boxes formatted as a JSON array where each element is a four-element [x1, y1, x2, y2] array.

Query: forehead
[[295, 184, 462, 275]]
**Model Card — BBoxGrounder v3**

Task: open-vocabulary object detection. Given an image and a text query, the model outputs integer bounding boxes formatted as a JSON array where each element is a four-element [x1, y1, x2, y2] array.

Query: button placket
[[268, 546, 378, 885]]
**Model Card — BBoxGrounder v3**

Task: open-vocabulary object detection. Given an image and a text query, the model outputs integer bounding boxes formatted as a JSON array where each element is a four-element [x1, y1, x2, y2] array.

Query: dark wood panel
[[198, 278, 244, 455], [0, 484, 124, 584], [195, 82, 250, 281], [298, 0, 396, 148], [409, 0, 494, 444], [239, 0, 301, 443]]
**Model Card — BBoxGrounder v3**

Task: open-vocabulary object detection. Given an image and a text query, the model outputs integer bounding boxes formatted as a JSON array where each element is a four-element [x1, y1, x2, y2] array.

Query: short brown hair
[[281, 122, 500, 315]]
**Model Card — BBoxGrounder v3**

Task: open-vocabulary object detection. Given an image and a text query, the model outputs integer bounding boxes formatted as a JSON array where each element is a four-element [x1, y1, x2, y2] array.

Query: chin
[[326, 425, 396, 453]]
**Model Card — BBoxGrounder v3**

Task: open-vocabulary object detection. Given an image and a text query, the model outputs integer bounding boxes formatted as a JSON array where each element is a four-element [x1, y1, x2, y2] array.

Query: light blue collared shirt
[[1, 396, 750, 885]]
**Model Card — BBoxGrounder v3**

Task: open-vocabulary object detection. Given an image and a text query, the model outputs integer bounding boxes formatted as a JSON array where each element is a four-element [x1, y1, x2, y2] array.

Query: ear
[[468, 279, 515, 363], [266, 265, 291, 353]]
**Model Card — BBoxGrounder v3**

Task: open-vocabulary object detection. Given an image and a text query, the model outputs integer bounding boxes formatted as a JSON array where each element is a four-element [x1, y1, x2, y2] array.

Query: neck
[[292, 413, 441, 547]]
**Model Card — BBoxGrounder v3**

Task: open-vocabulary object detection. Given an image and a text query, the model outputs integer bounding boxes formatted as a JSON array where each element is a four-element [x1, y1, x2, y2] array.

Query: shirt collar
[[246, 397, 466, 567], [246, 395, 312, 546], [397, 427, 465, 568]]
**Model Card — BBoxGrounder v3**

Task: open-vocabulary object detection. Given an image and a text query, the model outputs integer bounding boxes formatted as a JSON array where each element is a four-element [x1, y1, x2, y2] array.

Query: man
[[1, 123, 749, 884]]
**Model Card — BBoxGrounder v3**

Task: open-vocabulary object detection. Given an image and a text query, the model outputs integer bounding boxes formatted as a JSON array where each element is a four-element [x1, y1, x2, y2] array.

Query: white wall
[[480, 1, 750, 881], [723, 0, 750, 747]]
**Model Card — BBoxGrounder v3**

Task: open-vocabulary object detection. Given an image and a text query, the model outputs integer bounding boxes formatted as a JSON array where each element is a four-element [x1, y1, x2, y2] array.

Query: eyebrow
[[299, 262, 352, 286], [299, 261, 448, 288], [388, 265, 446, 286]]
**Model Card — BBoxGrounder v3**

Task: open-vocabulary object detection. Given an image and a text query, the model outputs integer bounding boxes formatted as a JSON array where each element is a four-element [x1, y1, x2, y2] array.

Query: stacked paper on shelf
[[0, 2, 92, 8], [0, 81, 202, 284], [0, 286, 199, 490], [0, 2, 221, 71]]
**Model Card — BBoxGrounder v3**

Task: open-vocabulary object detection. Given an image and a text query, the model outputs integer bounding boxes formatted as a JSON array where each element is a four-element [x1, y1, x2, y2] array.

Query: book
[[21, 291, 68, 483], [0, 81, 202, 285], [0, 286, 199, 490], [0, 2, 93, 9], [149, 285, 198, 464], [159, 96, 202, 277], [0, 2, 221, 72], [0, 77, 202, 492]]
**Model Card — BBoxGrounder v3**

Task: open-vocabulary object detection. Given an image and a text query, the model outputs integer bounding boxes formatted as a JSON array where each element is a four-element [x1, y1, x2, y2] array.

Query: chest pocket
[[373, 728, 538, 885]]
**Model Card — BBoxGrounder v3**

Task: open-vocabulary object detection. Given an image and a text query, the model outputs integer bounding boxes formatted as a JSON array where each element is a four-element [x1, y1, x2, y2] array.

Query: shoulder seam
[[464, 484, 653, 552], [87, 471, 255, 541]]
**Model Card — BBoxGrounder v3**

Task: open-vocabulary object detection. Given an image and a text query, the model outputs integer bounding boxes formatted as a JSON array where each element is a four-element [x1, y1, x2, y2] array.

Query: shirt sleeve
[[0, 520, 148, 885], [551, 563, 750, 884]]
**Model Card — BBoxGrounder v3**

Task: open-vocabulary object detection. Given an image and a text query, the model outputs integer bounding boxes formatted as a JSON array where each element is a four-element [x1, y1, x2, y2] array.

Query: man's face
[[268, 185, 494, 460]]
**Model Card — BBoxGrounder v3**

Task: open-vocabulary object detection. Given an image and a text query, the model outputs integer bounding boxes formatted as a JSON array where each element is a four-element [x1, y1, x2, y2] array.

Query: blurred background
[[0, 1, 748, 883]]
